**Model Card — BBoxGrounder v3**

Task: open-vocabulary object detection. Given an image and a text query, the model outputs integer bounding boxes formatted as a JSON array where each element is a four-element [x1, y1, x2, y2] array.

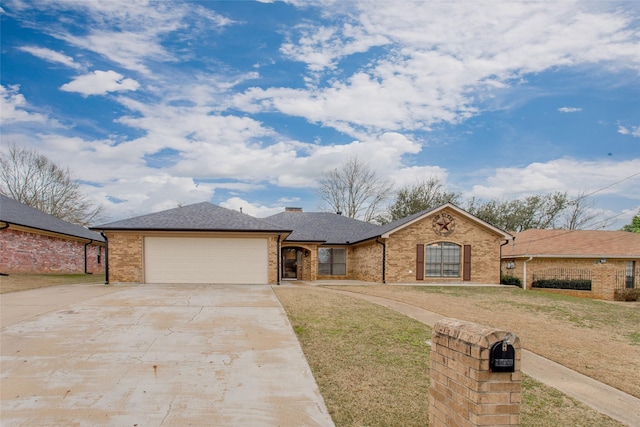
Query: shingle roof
[[0, 194, 105, 242], [376, 206, 440, 237], [92, 202, 291, 233], [502, 229, 640, 258], [266, 211, 381, 244]]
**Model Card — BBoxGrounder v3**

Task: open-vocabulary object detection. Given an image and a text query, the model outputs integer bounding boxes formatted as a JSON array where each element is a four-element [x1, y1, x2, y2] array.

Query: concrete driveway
[[0, 283, 334, 426]]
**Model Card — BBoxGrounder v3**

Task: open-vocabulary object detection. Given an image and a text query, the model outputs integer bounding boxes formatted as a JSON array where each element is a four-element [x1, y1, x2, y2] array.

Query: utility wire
[[510, 205, 640, 252], [574, 171, 640, 201]]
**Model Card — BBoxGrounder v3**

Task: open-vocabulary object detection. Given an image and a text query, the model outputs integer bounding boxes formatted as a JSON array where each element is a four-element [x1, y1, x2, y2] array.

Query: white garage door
[[144, 237, 269, 284]]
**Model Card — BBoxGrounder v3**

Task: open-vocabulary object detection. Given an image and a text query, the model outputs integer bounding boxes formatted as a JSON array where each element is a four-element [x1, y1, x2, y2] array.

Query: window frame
[[318, 247, 347, 276], [425, 242, 461, 278]]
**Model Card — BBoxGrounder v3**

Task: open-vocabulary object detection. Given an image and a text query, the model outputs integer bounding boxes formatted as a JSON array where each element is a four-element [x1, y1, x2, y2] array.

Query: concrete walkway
[[320, 286, 640, 427], [0, 284, 334, 427]]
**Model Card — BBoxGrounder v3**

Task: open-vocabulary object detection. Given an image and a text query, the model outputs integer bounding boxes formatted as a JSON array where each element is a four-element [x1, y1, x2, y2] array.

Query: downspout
[[100, 231, 109, 285], [276, 233, 281, 285], [522, 256, 533, 291], [84, 240, 94, 274], [499, 237, 512, 281], [0, 223, 8, 276], [376, 238, 386, 284]]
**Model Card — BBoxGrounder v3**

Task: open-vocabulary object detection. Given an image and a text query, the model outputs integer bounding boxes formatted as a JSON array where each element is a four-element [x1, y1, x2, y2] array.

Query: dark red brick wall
[[0, 228, 105, 274]]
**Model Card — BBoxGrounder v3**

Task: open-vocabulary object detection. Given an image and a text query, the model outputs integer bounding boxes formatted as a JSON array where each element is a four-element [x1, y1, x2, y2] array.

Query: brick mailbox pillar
[[430, 319, 521, 427]]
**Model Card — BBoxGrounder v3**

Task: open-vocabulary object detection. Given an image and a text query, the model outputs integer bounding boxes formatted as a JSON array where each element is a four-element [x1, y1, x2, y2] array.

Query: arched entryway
[[282, 247, 305, 280]]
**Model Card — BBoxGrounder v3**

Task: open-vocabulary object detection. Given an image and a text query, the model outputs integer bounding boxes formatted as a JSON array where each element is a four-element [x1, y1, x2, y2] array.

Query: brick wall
[[430, 319, 521, 427], [0, 228, 105, 274], [502, 258, 636, 300], [350, 241, 383, 282], [105, 232, 284, 284], [385, 208, 504, 284], [105, 232, 143, 283]]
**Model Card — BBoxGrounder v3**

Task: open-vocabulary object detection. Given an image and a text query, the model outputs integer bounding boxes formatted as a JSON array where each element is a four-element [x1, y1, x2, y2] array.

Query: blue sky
[[1, 0, 639, 229]]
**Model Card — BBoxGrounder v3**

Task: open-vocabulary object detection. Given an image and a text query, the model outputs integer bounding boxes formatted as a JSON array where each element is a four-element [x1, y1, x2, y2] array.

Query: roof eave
[[502, 254, 639, 259], [4, 221, 105, 243], [93, 227, 292, 234]]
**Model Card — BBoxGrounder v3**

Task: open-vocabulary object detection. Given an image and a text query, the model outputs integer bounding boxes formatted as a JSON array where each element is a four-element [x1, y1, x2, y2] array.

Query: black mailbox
[[490, 340, 515, 372]]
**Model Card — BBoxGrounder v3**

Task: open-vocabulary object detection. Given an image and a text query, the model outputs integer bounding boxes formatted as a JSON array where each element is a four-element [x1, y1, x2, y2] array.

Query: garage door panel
[[144, 237, 268, 284]]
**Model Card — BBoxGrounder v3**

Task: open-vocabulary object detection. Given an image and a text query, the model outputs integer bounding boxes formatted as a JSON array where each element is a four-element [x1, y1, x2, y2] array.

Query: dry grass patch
[[325, 285, 640, 399], [275, 286, 624, 427], [275, 286, 430, 427], [0, 273, 106, 294]]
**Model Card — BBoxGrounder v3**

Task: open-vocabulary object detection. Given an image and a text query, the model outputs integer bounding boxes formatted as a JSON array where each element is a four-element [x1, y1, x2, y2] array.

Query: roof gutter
[[376, 237, 386, 284], [4, 221, 104, 243]]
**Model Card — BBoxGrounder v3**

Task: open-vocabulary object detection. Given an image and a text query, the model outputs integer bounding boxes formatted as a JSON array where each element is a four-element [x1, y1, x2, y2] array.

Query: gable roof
[[0, 194, 105, 242], [377, 203, 512, 240], [502, 229, 640, 258], [267, 203, 512, 245], [266, 211, 381, 244], [92, 202, 291, 233]]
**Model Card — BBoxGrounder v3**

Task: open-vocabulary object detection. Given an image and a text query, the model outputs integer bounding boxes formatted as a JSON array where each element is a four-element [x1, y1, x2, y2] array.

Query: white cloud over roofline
[[470, 158, 640, 201]]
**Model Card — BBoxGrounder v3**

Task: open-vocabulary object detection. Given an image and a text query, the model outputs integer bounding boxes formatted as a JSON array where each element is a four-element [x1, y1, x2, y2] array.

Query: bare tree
[[316, 157, 392, 222], [378, 177, 462, 224], [562, 191, 601, 230], [0, 145, 105, 226]]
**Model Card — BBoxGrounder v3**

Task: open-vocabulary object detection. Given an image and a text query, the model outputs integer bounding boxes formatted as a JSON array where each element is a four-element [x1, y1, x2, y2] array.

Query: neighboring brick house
[[501, 229, 640, 300], [93, 202, 512, 285], [0, 194, 105, 275]]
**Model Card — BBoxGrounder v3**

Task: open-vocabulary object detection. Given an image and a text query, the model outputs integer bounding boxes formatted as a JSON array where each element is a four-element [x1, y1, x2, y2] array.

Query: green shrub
[[532, 279, 591, 291], [501, 274, 522, 288], [614, 288, 640, 302]]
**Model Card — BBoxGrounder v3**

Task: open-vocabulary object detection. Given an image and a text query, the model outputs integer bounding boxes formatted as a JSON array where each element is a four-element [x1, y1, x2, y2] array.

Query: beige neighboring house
[[92, 202, 512, 286], [501, 229, 640, 300]]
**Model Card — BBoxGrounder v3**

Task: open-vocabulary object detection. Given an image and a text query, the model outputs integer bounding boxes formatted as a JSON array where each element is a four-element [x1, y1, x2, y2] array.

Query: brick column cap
[[434, 319, 521, 349]]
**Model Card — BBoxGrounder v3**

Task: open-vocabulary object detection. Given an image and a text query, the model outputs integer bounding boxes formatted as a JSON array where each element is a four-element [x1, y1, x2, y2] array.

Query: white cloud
[[18, 46, 83, 69], [558, 107, 582, 113], [470, 158, 640, 201], [61, 31, 172, 76], [281, 23, 390, 72], [15, 1, 233, 76], [240, 2, 640, 133], [60, 70, 140, 96], [618, 125, 640, 137], [388, 166, 450, 190], [0, 84, 57, 125], [220, 197, 284, 218]]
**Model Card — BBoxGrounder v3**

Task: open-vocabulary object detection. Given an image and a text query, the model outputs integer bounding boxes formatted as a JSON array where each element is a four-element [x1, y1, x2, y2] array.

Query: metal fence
[[532, 268, 592, 291], [615, 268, 639, 290]]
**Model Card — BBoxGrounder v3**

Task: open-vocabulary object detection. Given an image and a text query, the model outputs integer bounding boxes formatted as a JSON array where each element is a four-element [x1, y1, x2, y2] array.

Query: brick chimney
[[285, 207, 303, 212]]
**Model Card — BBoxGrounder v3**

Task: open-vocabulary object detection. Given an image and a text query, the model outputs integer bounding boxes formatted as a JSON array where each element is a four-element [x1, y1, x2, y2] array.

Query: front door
[[283, 248, 300, 279]]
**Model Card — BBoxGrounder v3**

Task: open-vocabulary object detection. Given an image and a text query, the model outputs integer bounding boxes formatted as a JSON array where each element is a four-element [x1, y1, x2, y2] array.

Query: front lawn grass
[[0, 273, 106, 294], [275, 286, 624, 427], [329, 285, 640, 398]]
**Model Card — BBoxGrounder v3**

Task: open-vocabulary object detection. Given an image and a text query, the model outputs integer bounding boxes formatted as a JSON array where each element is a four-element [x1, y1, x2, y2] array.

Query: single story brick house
[[92, 202, 512, 285], [501, 229, 640, 300], [0, 194, 105, 275]]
